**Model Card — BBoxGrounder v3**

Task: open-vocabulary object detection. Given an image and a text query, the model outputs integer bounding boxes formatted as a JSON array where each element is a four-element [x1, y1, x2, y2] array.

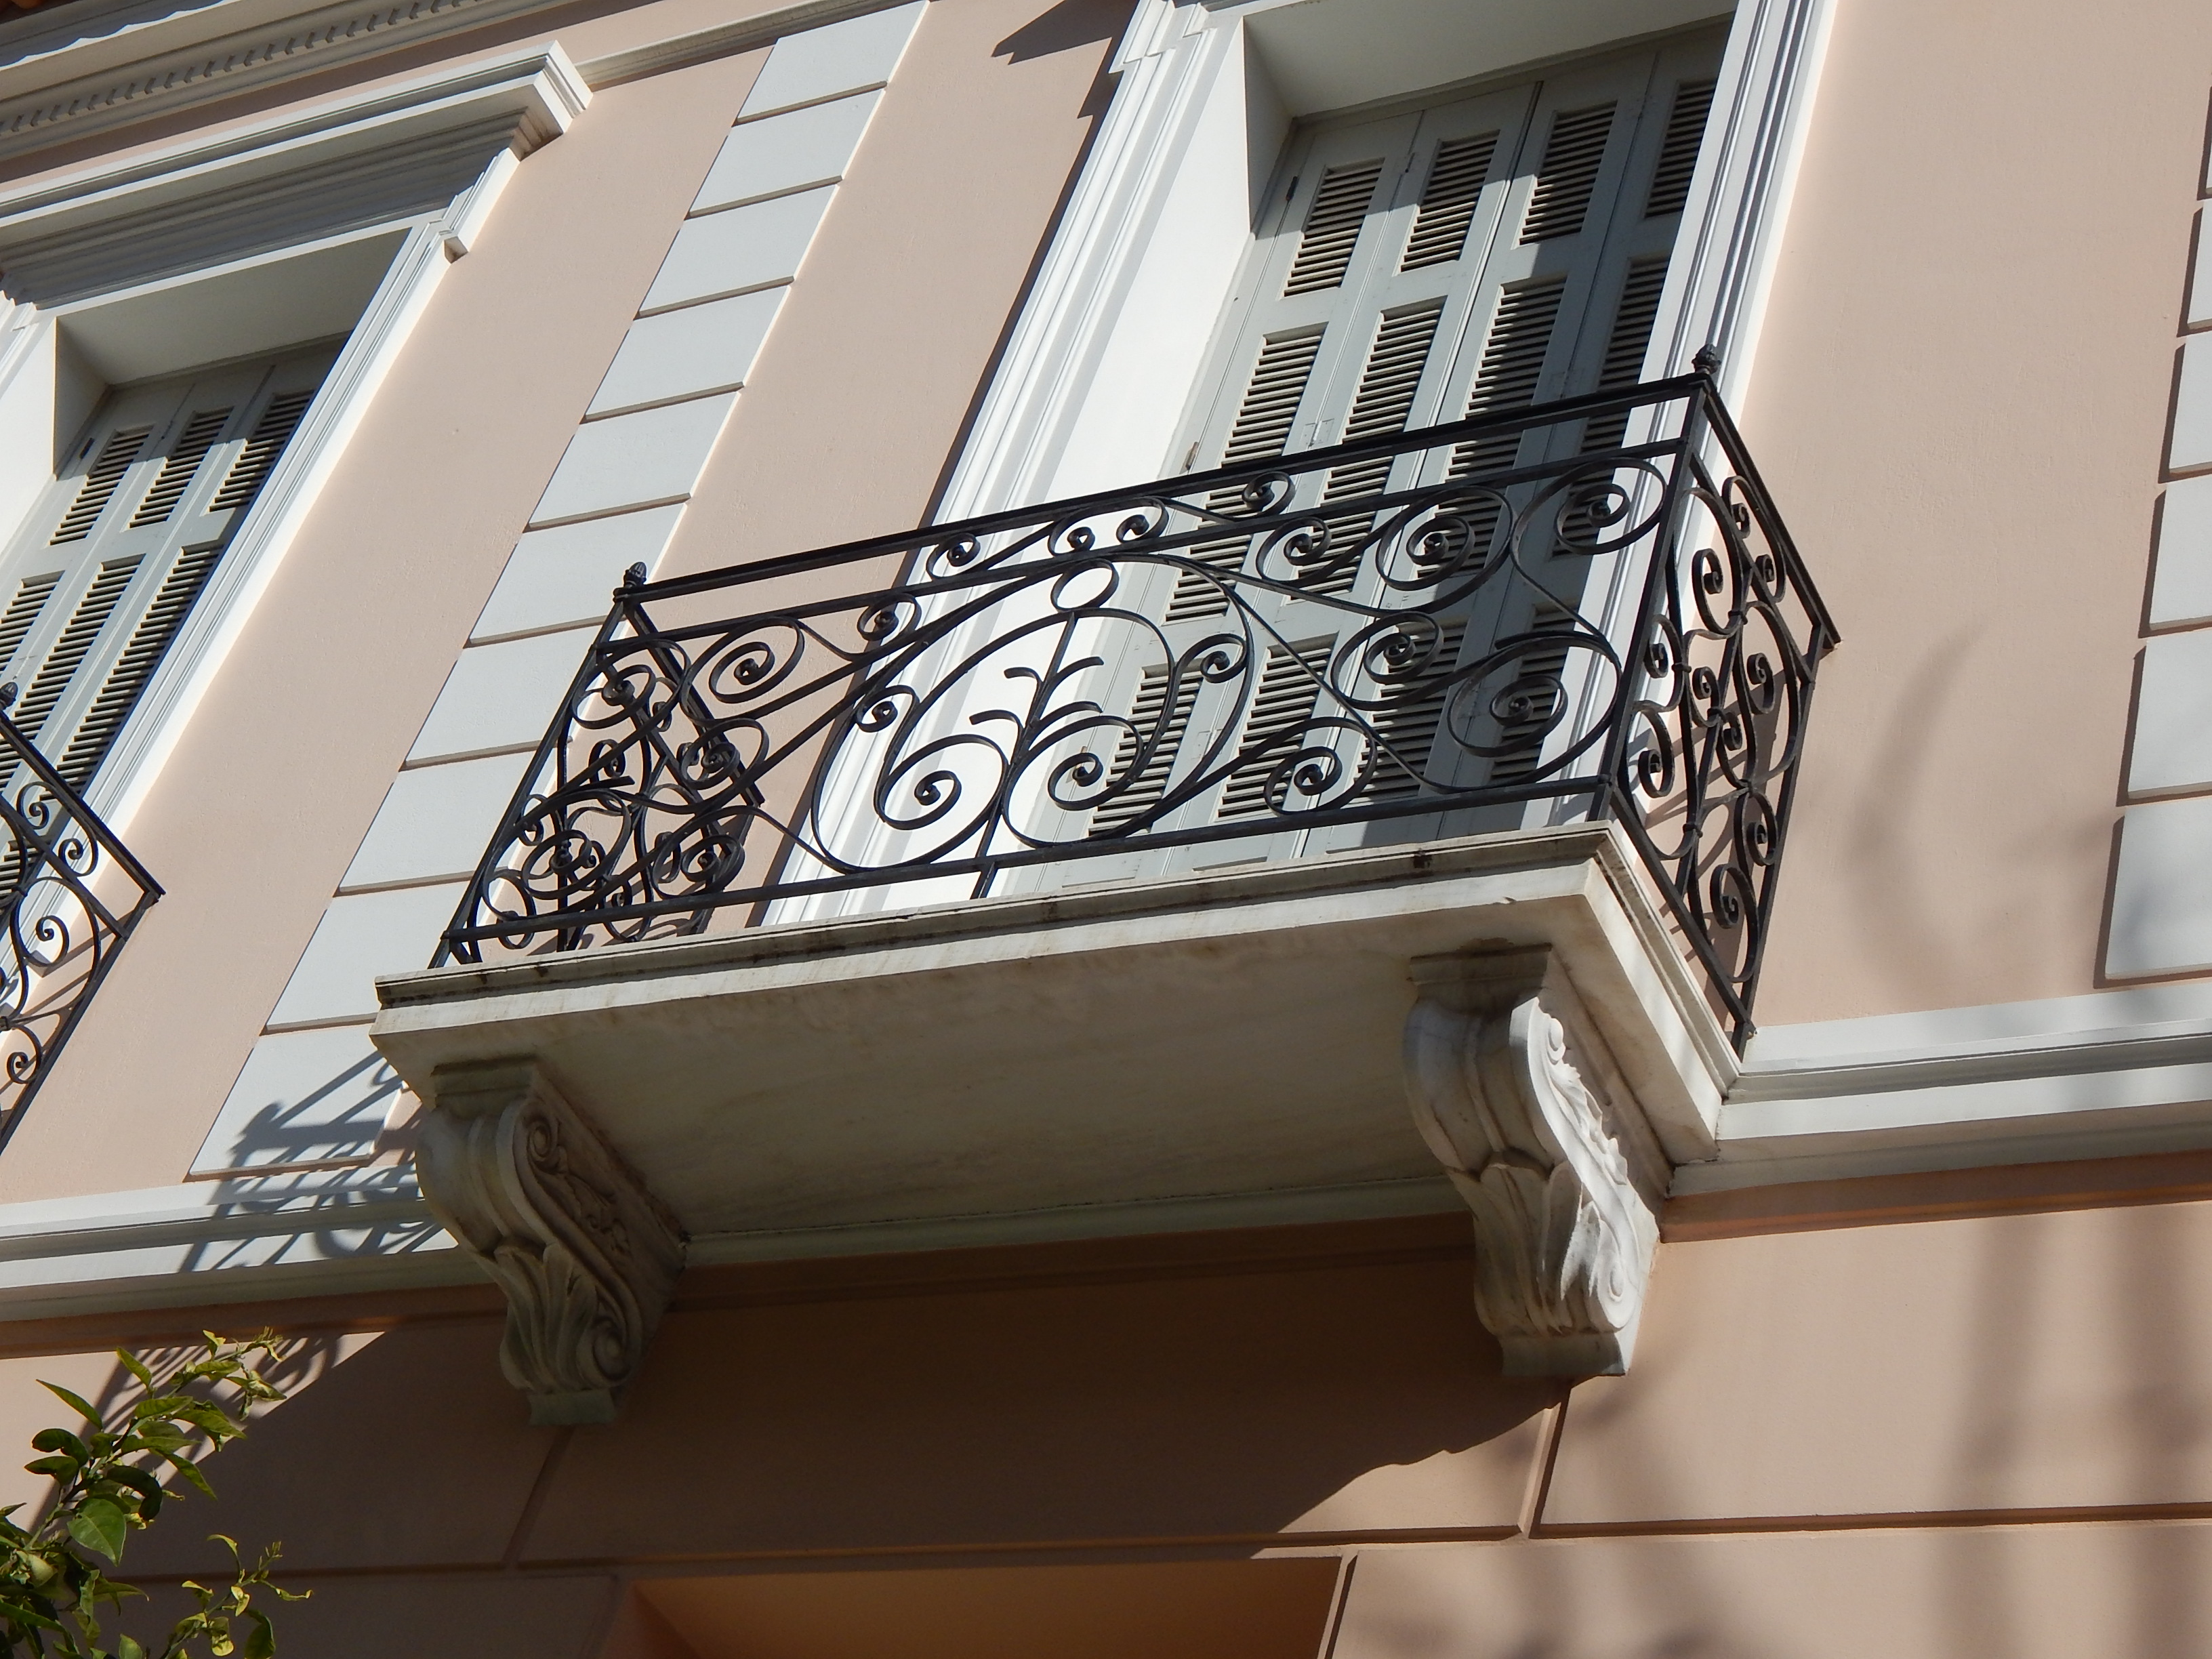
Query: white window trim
[[0, 45, 588, 834]]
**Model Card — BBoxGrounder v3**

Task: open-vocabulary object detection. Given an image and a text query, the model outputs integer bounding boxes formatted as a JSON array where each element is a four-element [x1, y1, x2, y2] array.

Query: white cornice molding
[[0, 0, 560, 151], [0, 0, 907, 165], [0, 41, 585, 240]]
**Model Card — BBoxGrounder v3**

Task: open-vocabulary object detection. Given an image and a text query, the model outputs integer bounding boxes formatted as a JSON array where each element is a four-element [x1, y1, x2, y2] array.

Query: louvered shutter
[[0, 344, 333, 790], [1069, 33, 1721, 873]]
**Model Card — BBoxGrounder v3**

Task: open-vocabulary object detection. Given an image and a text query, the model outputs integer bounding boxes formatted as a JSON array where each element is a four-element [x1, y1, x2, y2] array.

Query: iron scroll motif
[[440, 373, 1835, 1045], [0, 687, 161, 1150]]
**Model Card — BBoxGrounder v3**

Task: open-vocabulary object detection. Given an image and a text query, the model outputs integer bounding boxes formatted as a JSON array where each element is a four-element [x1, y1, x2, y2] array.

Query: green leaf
[[116, 1635, 144, 1659], [132, 1425, 186, 1456], [104, 1470, 161, 1522], [131, 1399, 189, 1424], [239, 1610, 274, 1659], [23, 1457, 78, 1479], [37, 1385, 102, 1427], [166, 1404, 239, 1439], [30, 1431, 89, 1463], [66, 1502, 127, 1564], [114, 1354, 152, 1393], [162, 1458, 215, 1501]]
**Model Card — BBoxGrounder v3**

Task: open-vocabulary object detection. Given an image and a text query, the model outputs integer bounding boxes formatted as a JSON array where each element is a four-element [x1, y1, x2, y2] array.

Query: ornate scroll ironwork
[[0, 700, 161, 1150], [438, 371, 1834, 1046]]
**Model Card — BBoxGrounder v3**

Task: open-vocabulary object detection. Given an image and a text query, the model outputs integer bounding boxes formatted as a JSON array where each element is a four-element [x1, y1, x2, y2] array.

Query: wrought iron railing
[[0, 697, 160, 1149], [438, 369, 1836, 1044]]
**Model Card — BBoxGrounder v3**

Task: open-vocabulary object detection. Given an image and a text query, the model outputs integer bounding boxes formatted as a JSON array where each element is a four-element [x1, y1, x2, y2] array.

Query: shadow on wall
[[64, 1241, 1553, 1591], [994, 0, 1126, 64]]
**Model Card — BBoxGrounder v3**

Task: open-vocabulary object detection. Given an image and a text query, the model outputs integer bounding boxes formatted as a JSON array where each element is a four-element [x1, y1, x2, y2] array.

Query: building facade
[[0, 0, 2209, 1650]]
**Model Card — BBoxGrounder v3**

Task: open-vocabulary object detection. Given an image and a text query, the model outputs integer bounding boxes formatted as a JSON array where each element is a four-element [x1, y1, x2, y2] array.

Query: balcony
[[371, 372, 1835, 1416]]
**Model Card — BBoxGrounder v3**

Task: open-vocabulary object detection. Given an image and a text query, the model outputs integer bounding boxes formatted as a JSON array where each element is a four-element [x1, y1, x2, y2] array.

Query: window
[[1069, 35, 1720, 873], [0, 346, 332, 787]]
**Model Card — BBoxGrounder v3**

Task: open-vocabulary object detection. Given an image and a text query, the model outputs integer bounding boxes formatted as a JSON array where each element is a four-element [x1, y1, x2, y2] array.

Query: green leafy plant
[[0, 1333, 304, 1659]]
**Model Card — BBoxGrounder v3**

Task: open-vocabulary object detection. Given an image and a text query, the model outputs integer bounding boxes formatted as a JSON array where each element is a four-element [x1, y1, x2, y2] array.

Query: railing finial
[[1691, 345, 1723, 377]]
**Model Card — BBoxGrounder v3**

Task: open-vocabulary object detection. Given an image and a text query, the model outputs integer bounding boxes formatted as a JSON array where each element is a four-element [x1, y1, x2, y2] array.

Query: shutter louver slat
[[1644, 79, 1717, 219], [1170, 332, 1325, 621], [58, 546, 223, 787], [130, 409, 234, 527], [1355, 620, 1469, 800], [1400, 134, 1500, 271], [1283, 162, 1385, 295], [1581, 260, 1671, 452], [50, 430, 150, 546], [1434, 280, 1567, 575], [1450, 280, 1568, 478], [0, 575, 60, 677], [1311, 302, 1447, 598], [13, 559, 140, 741], [1090, 658, 1206, 835], [1519, 104, 1617, 244], [1218, 638, 1334, 818], [209, 390, 314, 513]]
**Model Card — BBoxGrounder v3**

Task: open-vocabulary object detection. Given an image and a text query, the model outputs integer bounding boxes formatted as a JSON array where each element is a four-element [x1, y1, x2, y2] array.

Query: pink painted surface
[[1546, 1200, 2212, 1523], [1742, 0, 2212, 1021]]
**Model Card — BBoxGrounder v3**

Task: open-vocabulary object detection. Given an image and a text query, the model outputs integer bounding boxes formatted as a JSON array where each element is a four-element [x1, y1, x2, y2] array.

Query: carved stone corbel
[[1404, 946, 1667, 1376], [415, 1059, 687, 1425]]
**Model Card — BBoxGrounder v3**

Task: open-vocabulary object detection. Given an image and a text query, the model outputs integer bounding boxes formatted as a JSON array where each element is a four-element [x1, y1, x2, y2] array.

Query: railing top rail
[[628, 372, 1715, 605]]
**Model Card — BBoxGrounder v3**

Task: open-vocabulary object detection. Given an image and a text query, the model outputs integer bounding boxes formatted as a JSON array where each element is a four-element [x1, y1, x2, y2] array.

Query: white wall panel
[[587, 287, 785, 415], [737, 1, 923, 119], [193, 1025, 403, 1172], [2108, 796, 2212, 978], [642, 189, 834, 313], [407, 626, 596, 762], [473, 504, 683, 639], [530, 392, 736, 524], [342, 750, 535, 888], [695, 91, 880, 213], [268, 884, 468, 1025], [2174, 333, 2212, 474], [2128, 628, 2212, 798], [2151, 475, 2212, 629]]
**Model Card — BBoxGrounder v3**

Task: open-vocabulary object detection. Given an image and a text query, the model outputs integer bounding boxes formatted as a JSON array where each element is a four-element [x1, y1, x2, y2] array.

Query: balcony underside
[[373, 824, 1733, 1250]]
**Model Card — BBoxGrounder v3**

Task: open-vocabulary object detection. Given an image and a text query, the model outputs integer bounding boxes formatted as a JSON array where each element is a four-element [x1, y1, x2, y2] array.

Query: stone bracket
[[416, 1059, 687, 1425], [1404, 946, 1667, 1376]]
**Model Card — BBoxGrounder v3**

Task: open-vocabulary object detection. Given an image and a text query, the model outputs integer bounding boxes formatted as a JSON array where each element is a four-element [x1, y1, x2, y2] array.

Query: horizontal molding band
[[0, 0, 911, 161], [1692, 981, 2212, 1191]]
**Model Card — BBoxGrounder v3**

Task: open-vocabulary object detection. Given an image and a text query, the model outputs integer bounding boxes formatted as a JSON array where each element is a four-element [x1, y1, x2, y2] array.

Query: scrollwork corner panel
[[1404, 946, 1666, 1376], [416, 1059, 687, 1425]]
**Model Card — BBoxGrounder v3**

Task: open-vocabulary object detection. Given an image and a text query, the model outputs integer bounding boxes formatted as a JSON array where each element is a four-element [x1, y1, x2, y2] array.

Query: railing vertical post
[[434, 566, 649, 966]]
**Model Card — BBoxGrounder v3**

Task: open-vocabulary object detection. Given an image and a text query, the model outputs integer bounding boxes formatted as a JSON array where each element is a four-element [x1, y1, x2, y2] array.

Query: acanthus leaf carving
[[1404, 946, 1664, 1376], [415, 1059, 686, 1425]]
